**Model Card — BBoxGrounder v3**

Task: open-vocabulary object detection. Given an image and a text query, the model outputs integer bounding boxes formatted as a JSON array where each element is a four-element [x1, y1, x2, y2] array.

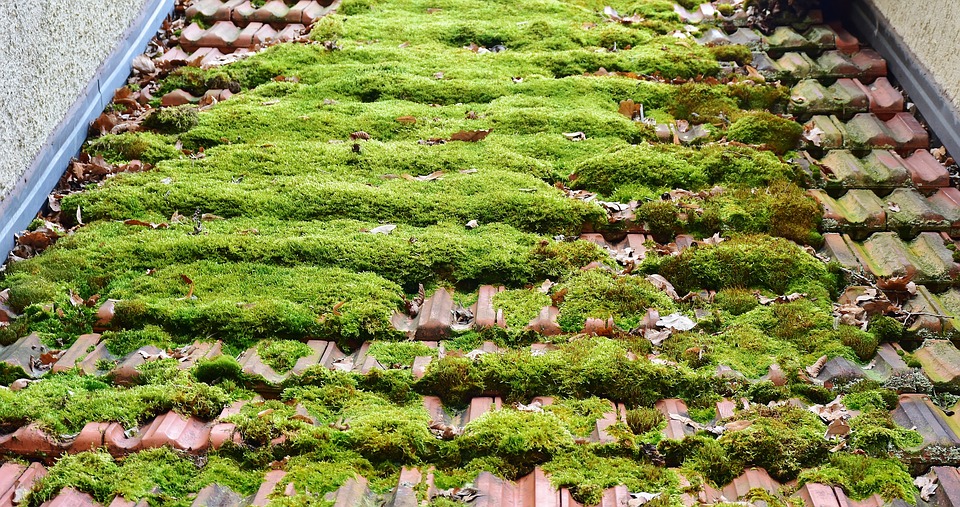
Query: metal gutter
[[845, 0, 960, 160], [0, 0, 175, 258]]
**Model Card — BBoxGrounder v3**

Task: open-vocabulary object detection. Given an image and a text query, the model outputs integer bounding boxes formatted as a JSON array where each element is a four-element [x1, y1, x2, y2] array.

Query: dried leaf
[[396, 115, 417, 124], [350, 131, 371, 140], [550, 287, 568, 306], [656, 313, 696, 331], [180, 274, 195, 299], [332, 301, 344, 316], [646, 275, 680, 300], [449, 129, 491, 142]]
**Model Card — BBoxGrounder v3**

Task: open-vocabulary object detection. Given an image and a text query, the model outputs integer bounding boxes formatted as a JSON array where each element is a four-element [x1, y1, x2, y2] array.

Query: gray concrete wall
[[866, 0, 960, 112], [0, 0, 148, 200]]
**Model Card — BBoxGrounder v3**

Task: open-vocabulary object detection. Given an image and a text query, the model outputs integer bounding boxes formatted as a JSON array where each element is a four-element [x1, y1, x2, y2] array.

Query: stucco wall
[[866, 0, 960, 112], [0, 0, 148, 199]]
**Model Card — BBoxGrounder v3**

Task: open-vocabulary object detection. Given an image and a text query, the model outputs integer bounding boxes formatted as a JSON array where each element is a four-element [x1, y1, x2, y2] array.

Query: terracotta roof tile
[[190, 483, 245, 507], [473, 285, 506, 329], [655, 399, 694, 440], [40, 487, 102, 507], [721, 467, 781, 501], [815, 150, 910, 191], [0, 461, 46, 506], [324, 475, 370, 507], [902, 149, 951, 191], [819, 232, 959, 287], [590, 401, 627, 443], [250, 470, 293, 506], [933, 466, 960, 507], [891, 393, 960, 446], [525, 306, 561, 336]]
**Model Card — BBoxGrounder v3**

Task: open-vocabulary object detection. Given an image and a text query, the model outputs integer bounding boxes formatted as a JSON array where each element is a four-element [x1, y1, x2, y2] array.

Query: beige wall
[[868, 0, 960, 111], [0, 0, 148, 199]]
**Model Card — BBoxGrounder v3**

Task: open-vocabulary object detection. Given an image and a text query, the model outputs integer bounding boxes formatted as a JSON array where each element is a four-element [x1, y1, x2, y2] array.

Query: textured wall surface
[[0, 0, 148, 199], [867, 0, 960, 111]]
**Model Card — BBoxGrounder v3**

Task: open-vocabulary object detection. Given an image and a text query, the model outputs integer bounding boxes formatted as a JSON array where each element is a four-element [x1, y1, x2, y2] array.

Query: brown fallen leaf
[[550, 287, 568, 306], [350, 131, 371, 140], [201, 213, 224, 221], [449, 129, 491, 142], [332, 301, 344, 316], [396, 115, 417, 124], [180, 274, 195, 299]]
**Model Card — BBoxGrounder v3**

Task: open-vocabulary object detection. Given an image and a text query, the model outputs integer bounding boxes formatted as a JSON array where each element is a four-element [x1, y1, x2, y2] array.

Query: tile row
[[673, 3, 824, 30], [185, 0, 336, 27], [811, 187, 960, 239], [820, 232, 960, 288], [790, 77, 903, 120], [752, 49, 887, 84], [697, 24, 860, 55], [803, 113, 929, 154], [805, 149, 950, 194], [179, 21, 307, 52]]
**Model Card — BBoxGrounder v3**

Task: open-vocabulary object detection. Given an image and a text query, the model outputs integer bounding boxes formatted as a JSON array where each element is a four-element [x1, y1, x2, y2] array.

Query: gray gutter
[[846, 0, 960, 159], [0, 0, 174, 258]]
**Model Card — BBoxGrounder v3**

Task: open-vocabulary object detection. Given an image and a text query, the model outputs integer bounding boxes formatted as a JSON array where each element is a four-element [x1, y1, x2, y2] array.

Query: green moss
[[838, 325, 879, 362], [571, 143, 797, 200], [708, 44, 753, 66], [544, 449, 674, 505], [310, 15, 343, 41], [848, 410, 923, 456], [418, 338, 717, 407], [692, 181, 822, 245], [556, 269, 675, 331], [719, 406, 828, 481], [87, 132, 182, 164], [625, 407, 664, 434], [714, 288, 758, 316], [637, 199, 680, 243], [868, 315, 903, 343], [492, 289, 551, 329], [460, 409, 573, 478], [798, 453, 915, 502], [142, 105, 199, 134], [258, 339, 313, 373], [659, 235, 837, 295], [102, 325, 175, 356], [28, 448, 262, 506], [725, 111, 802, 155], [0, 368, 231, 435], [367, 341, 437, 368]]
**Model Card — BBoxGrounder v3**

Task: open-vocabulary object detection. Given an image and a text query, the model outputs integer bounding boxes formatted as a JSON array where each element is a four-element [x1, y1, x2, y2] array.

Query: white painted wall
[[0, 0, 148, 199]]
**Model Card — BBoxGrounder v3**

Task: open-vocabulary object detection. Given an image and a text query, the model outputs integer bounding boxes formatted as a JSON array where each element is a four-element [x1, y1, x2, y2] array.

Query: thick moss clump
[[725, 111, 803, 155], [692, 181, 823, 245], [28, 449, 261, 506], [571, 144, 797, 200], [659, 235, 838, 295], [0, 367, 231, 435], [258, 339, 313, 373], [459, 409, 573, 478], [142, 105, 199, 134], [718, 406, 829, 481], [417, 338, 716, 406], [87, 132, 181, 164], [798, 454, 915, 501], [556, 269, 676, 331]]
